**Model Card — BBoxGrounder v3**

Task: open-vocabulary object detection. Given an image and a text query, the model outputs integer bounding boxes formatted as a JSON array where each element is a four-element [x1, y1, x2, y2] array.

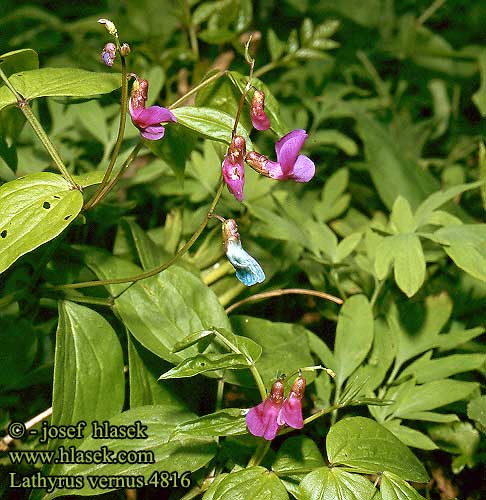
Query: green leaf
[[173, 408, 248, 438], [83, 248, 231, 363], [267, 28, 285, 61], [381, 471, 426, 500], [443, 244, 486, 282], [172, 106, 252, 148], [0, 68, 121, 111], [230, 316, 316, 387], [327, 416, 428, 482], [272, 436, 325, 476], [394, 380, 479, 418], [203, 466, 288, 500], [355, 113, 439, 210], [383, 421, 438, 451], [334, 232, 362, 263], [309, 129, 358, 156], [159, 353, 250, 379], [50, 302, 124, 450], [400, 353, 486, 384], [334, 295, 374, 388], [467, 396, 486, 431], [45, 405, 216, 499], [437, 327, 484, 352], [71, 171, 105, 188], [0, 172, 83, 275], [299, 467, 377, 500], [0, 48, 38, 77], [472, 51, 486, 116], [390, 196, 415, 233]]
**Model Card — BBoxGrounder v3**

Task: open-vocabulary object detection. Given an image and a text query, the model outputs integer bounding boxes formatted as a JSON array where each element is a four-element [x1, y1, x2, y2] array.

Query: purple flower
[[245, 379, 284, 440], [245, 129, 315, 183], [222, 136, 246, 201], [277, 376, 306, 429], [250, 90, 270, 131], [101, 43, 116, 67], [129, 78, 176, 141]]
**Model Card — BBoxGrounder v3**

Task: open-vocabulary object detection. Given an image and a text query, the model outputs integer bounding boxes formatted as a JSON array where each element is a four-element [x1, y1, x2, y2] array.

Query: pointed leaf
[[173, 408, 248, 438], [381, 471, 426, 500]]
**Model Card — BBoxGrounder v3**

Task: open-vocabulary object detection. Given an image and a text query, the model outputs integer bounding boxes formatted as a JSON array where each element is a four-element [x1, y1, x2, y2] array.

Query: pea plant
[[0, 2, 485, 500]]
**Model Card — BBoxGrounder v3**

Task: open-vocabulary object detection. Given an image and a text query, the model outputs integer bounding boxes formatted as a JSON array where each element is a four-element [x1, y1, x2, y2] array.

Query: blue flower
[[226, 240, 265, 286], [222, 219, 265, 287]]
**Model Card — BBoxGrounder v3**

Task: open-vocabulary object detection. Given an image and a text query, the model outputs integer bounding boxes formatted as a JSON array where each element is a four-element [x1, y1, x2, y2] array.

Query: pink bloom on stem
[[277, 376, 306, 429], [245, 379, 285, 441], [250, 90, 270, 131], [129, 78, 176, 141], [245, 129, 315, 182], [102, 42, 116, 67], [222, 135, 246, 201]]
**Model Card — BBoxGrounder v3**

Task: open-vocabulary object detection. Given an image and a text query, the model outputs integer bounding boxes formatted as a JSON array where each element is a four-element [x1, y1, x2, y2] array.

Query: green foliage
[[1, 1, 486, 499]]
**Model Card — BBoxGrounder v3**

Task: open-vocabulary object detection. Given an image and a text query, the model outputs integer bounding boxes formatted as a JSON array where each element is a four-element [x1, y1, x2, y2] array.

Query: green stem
[[330, 385, 341, 425], [201, 260, 234, 285], [370, 278, 384, 309], [247, 440, 271, 467], [84, 56, 129, 210], [331, 269, 347, 301], [58, 294, 114, 307], [232, 60, 254, 138], [53, 179, 225, 290], [0, 67, 77, 188], [216, 378, 225, 412], [250, 364, 268, 401], [182, 0, 199, 59], [278, 403, 344, 436], [253, 55, 293, 79], [169, 70, 225, 110]]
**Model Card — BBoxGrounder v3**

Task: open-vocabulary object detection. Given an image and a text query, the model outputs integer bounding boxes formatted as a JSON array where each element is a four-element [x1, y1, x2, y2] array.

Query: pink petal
[[289, 154, 315, 182], [251, 110, 271, 131], [141, 125, 166, 141], [277, 397, 303, 429], [275, 129, 308, 175], [246, 399, 281, 440], [265, 160, 285, 180], [134, 106, 177, 128], [222, 156, 245, 201]]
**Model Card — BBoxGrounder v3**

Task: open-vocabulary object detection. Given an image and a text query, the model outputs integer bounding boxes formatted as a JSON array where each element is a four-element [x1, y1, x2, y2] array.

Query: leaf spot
[[1, 230, 7, 238], [54, 195, 60, 199], [64, 215, 72, 220], [43, 201, 51, 209]]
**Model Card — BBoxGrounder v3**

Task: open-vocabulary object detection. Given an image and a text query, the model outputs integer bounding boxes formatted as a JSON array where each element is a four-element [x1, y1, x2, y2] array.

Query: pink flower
[[245, 129, 315, 183], [222, 135, 246, 201], [277, 376, 306, 429], [245, 379, 284, 440], [250, 90, 270, 131], [101, 43, 116, 67], [246, 376, 306, 440], [129, 78, 176, 141]]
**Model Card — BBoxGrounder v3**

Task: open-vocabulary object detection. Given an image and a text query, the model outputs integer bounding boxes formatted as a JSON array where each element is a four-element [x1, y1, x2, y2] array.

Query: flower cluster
[[222, 90, 315, 201], [246, 376, 306, 440], [129, 77, 177, 141]]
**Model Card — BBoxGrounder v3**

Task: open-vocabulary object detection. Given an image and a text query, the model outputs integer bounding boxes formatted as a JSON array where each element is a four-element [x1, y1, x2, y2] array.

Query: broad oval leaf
[[50, 301, 125, 450], [83, 248, 232, 364], [381, 471, 427, 500], [0, 172, 83, 274], [203, 466, 289, 500], [172, 106, 252, 148], [0, 68, 121, 111], [173, 408, 248, 438], [272, 436, 325, 476], [334, 295, 374, 389], [45, 404, 217, 499], [0, 48, 39, 77], [299, 467, 377, 500], [327, 416, 429, 482]]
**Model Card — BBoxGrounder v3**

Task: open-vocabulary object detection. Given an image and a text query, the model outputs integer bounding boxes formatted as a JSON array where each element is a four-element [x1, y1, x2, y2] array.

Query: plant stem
[[0, 407, 52, 450], [232, 59, 254, 138], [253, 55, 293, 79], [370, 278, 384, 309], [201, 260, 234, 285], [182, 0, 199, 59], [250, 365, 268, 401], [169, 70, 224, 110], [224, 287, 343, 314], [53, 179, 225, 290], [0, 67, 77, 188], [84, 55, 129, 210], [247, 440, 271, 467], [216, 378, 225, 412]]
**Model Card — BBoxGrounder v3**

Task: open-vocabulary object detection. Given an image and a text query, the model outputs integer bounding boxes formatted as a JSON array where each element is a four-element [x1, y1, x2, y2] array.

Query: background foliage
[[0, 0, 485, 499]]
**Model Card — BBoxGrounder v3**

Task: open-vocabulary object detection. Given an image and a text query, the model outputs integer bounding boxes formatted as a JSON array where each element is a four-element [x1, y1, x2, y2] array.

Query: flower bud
[[222, 219, 240, 251], [250, 90, 270, 131], [98, 18, 118, 36], [222, 136, 246, 201], [289, 376, 306, 400], [120, 43, 131, 57], [101, 42, 116, 67], [130, 78, 148, 112], [245, 151, 272, 177], [269, 379, 285, 404]]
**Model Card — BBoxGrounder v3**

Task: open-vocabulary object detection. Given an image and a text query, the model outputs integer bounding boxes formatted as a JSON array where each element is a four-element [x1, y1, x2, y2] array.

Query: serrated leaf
[[0, 172, 83, 274], [44, 404, 216, 499], [173, 408, 248, 438], [0, 68, 121, 111], [326, 416, 428, 482], [381, 471, 427, 500], [50, 302, 124, 450], [159, 353, 249, 379], [299, 467, 377, 500], [334, 295, 374, 388], [172, 106, 252, 147]]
